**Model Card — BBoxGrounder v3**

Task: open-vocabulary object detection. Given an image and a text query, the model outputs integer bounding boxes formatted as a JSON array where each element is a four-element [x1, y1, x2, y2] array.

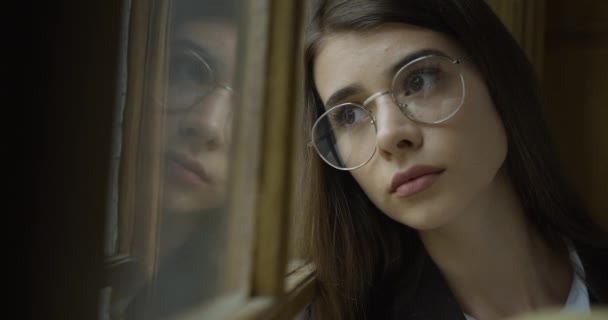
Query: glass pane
[[107, 0, 252, 318], [154, 0, 247, 318]]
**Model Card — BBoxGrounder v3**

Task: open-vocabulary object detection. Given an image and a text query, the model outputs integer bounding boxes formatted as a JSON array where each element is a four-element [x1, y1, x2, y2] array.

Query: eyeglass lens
[[166, 50, 215, 109], [391, 55, 464, 124], [312, 103, 377, 170]]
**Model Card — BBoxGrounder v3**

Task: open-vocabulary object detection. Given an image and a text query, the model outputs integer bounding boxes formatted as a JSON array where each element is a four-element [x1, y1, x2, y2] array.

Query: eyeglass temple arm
[[218, 84, 234, 93]]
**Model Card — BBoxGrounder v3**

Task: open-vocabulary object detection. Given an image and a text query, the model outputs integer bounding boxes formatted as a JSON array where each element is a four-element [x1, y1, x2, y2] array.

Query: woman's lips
[[166, 153, 210, 185], [390, 165, 445, 198]]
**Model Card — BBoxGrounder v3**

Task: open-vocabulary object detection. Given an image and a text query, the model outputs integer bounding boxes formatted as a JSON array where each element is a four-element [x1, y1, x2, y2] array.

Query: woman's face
[[313, 23, 508, 230], [162, 20, 237, 214]]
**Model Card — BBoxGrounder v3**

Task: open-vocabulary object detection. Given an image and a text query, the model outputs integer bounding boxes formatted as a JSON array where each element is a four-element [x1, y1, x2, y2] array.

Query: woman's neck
[[418, 169, 572, 320], [159, 207, 223, 262]]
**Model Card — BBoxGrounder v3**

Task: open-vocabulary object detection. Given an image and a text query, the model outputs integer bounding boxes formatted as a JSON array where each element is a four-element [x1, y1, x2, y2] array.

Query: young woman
[[300, 1, 608, 319]]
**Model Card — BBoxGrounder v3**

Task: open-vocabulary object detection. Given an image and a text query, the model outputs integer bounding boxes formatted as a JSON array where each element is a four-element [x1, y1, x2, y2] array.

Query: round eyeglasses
[[309, 54, 466, 171], [164, 48, 233, 110]]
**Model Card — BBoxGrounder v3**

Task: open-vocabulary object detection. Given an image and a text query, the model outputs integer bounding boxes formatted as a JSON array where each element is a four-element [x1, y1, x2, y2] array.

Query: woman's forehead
[[313, 24, 462, 100], [174, 20, 238, 54], [173, 20, 238, 77], [315, 23, 459, 70]]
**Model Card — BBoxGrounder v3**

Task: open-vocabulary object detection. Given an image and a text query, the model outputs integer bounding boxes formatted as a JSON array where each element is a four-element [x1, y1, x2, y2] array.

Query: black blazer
[[367, 242, 608, 319]]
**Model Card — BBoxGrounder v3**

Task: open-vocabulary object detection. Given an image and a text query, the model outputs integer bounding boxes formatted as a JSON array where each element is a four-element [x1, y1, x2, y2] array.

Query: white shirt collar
[[564, 247, 590, 312], [463, 247, 589, 320]]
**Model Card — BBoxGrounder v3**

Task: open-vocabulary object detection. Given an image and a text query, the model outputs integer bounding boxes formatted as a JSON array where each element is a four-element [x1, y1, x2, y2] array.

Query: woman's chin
[[162, 190, 224, 215], [387, 205, 460, 232], [163, 185, 224, 214]]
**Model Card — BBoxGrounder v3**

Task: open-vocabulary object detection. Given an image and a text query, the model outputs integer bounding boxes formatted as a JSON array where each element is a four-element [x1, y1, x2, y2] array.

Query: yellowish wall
[[543, 0, 608, 228], [486, 0, 607, 228]]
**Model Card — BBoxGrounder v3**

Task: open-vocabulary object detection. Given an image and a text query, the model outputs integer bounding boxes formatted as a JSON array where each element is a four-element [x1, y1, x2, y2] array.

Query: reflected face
[[163, 21, 237, 214], [313, 23, 508, 230]]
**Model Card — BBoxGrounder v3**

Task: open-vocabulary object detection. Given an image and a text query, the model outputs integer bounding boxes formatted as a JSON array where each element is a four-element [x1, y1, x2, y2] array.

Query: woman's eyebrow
[[171, 39, 223, 71], [325, 84, 364, 108], [323, 49, 450, 108], [386, 48, 449, 77]]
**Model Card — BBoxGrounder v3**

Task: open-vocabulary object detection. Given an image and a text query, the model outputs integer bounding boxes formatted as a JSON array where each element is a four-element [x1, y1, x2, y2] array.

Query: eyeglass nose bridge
[[164, 82, 234, 114], [362, 90, 390, 108], [362, 90, 410, 120], [218, 84, 234, 94]]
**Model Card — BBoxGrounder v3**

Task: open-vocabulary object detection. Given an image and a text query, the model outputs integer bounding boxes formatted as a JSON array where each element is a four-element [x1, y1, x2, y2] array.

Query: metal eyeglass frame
[[308, 53, 466, 171], [164, 48, 234, 111]]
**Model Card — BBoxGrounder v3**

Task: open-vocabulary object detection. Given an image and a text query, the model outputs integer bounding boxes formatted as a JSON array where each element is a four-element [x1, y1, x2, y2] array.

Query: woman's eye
[[331, 106, 367, 128], [169, 55, 213, 87], [404, 68, 440, 96]]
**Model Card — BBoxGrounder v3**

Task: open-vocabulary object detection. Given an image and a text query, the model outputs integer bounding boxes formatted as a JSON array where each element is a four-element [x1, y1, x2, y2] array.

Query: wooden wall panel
[[543, 0, 608, 228], [485, 0, 546, 77]]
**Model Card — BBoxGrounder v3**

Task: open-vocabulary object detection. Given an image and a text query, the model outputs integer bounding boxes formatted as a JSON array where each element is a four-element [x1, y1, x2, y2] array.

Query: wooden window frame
[[106, 0, 317, 319]]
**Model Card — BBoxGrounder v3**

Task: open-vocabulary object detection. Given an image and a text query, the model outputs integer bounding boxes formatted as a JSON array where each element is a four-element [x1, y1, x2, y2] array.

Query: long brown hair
[[299, 0, 607, 319]]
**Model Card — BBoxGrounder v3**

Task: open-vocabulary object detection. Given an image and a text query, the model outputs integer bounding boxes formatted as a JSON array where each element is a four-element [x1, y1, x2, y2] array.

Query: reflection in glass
[[154, 0, 239, 318], [114, 1, 242, 319]]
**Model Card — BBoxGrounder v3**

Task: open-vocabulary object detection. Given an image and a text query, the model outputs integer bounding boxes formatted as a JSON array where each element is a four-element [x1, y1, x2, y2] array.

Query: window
[[102, 0, 314, 319]]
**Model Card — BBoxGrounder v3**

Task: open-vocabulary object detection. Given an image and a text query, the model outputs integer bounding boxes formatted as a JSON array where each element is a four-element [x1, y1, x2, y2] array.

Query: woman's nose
[[176, 90, 232, 149], [373, 95, 423, 157]]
